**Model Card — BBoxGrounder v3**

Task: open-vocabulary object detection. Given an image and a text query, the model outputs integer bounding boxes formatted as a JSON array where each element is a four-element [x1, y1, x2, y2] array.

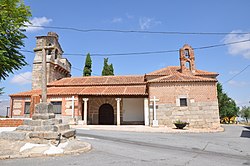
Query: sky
[[1, 0, 250, 115]]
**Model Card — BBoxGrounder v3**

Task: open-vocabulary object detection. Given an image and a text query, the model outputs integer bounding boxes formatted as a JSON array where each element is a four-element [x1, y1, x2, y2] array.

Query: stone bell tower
[[179, 44, 196, 73], [32, 32, 71, 90]]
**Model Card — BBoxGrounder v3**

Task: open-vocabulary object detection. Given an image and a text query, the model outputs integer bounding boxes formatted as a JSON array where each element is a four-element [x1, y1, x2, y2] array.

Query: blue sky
[[1, 0, 250, 114]]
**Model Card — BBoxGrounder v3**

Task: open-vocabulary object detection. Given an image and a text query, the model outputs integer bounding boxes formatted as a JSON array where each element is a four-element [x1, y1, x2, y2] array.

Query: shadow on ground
[[240, 126, 250, 138]]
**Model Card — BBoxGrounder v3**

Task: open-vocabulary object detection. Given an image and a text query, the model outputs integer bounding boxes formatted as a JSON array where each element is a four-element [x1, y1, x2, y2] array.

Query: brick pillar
[[30, 95, 40, 117]]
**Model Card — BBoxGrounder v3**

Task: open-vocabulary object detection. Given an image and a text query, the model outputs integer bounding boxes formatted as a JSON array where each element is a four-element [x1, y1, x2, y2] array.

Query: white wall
[[123, 98, 144, 121]]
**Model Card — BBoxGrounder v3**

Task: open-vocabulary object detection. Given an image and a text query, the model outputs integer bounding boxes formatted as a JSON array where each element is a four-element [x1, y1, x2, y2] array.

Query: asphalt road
[[0, 125, 249, 166]]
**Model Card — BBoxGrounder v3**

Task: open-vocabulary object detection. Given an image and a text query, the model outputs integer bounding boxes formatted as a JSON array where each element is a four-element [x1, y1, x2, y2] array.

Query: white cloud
[[228, 80, 248, 87], [139, 17, 161, 30], [126, 13, 134, 19], [11, 72, 32, 85], [224, 30, 250, 59], [112, 17, 123, 23], [25, 17, 53, 32]]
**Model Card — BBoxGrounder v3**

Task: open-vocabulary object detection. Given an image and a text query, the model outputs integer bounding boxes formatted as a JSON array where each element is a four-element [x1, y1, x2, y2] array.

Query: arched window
[[186, 61, 191, 69], [184, 49, 190, 58]]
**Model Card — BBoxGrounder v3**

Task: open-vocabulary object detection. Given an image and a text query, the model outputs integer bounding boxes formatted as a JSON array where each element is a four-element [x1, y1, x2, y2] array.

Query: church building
[[9, 32, 220, 129]]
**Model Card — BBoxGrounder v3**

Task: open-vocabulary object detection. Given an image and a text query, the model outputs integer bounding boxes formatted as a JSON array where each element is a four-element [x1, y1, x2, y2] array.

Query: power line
[[27, 25, 250, 35], [65, 49, 179, 57], [20, 38, 250, 57], [9, 66, 100, 82], [222, 64, 250, 85], [71, 66, 99, 76], [14, 71, 32, 81]]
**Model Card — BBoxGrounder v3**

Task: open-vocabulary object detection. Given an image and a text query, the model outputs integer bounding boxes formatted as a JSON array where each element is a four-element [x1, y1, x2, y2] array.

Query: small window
[[51, 101, 62, 114], [48, 50, 52, 55], [55, 49, 58, 59], [24, 102, 30, 114], [184, 49, 190, 58], [186, 61, 190, 69], [180, 98, 187, 107]]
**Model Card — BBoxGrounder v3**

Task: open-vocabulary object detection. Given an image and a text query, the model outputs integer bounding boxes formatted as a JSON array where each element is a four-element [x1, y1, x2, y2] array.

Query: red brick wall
[[0, 119, 24, 127], [149, 82, 218, 104]]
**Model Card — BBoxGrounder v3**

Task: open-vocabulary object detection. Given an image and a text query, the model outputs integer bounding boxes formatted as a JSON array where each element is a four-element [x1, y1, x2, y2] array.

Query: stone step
[[16, 125, 35, 131], [29, 131, 60, 140], [0, 131, 28, 140], [55, 124, 70, 131], [17, 124, 71, 132], [61, 129, 76, 138], [24, 119, 62, 126], [32, 113, 55, 120]]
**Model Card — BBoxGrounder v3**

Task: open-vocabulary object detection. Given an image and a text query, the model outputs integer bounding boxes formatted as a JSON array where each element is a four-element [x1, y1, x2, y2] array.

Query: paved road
[[0, 125, 249, 166]]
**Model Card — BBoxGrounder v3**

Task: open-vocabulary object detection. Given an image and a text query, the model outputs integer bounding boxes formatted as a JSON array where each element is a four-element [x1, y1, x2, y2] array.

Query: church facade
[[9, 32, 220, 129]]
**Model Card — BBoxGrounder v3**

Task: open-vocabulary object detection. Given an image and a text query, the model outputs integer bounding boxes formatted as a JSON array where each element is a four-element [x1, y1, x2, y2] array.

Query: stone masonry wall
[[148, 82, 220, 129], [32, 62, 69, 90], [88, 97, 122, 125], [32, 33, 71, 90]]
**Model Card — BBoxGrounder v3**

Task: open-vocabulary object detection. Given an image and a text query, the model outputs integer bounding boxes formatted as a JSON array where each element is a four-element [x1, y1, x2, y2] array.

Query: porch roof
[[10, 85, 147, 97], [48, 75, 146, 87]]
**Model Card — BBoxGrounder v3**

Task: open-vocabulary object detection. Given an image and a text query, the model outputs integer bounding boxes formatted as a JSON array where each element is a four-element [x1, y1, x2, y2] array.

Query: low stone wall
[[151, 101, 220, 129], [0, 118, 29, 127]]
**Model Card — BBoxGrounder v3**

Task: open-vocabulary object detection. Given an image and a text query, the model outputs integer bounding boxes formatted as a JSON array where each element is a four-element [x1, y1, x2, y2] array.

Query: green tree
[[217, 82, 239, 123], [83, 53, 92, 76], [102, 58, 109, 76], [0, 0, 31, 80], [102, 58, 114, 76], [240, 106, 250, 123], [109, 63, 114, 76]]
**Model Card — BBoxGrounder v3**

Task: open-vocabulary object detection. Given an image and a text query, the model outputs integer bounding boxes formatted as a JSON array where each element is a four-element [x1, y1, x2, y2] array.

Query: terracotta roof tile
[[48, 75, 145, 86], [147, 66, 218, 76], [10, 85, 147, 97], [148, 73, 216, 83]]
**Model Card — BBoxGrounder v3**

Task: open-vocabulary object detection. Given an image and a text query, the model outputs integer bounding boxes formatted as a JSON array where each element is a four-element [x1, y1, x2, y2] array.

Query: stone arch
[[88, 97, 120, 124], [99, 103, 114, 125]]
